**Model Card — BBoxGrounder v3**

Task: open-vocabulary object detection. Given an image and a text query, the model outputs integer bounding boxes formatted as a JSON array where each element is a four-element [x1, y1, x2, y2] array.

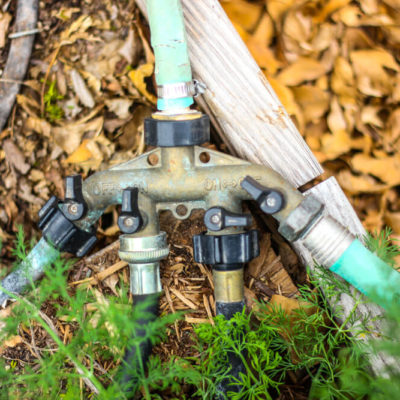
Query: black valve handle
[[60, 175, 88, 221], [241, 176, 285, 214], [118, 188, 144, 234], [204, 207, 252, 232]]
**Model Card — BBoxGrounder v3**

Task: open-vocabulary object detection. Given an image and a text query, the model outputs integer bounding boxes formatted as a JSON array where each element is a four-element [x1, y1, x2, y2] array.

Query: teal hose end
[[331, 239, 400, 309], [147, 0, 192, 86], [157, 97, 193, 111]]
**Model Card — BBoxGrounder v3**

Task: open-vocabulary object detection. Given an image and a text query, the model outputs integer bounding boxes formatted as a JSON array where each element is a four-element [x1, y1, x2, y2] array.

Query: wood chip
[[185, 317, 210, 324], [71, 260, 128, 286], [170, 287, 198, 310], [203, 294, 214, 325]]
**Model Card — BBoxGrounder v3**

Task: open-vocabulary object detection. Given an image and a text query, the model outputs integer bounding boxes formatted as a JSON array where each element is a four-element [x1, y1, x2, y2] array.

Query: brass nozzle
[[152, 109, 203, 121], [213, 268, 244, 303]]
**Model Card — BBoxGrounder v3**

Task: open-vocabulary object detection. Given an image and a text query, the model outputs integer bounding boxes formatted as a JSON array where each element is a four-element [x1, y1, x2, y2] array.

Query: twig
[[9, 28, 42, 39], [0, 0, 38, 132], [70, 260, 128, 286]]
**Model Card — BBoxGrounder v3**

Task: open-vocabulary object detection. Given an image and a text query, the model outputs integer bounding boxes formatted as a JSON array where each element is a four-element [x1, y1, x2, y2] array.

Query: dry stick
[[164, 286, 181, 339], [0, 0, 38, 132], [170, 288, 198, 310], [71, 260, 128, 286], [203, 294, 214, 325]]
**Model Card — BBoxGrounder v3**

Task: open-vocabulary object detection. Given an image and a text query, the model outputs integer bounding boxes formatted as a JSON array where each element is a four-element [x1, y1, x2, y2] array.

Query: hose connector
[[278, 195, 355, 267], [118, 232, 169, 295], [279, 194, 400, 309]]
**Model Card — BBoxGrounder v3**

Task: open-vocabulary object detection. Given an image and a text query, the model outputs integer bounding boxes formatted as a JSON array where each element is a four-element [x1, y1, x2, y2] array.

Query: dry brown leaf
[[283, 9, 312, 47], [222, 0, 263, 31], [331, 56, 357, 102], [360, 106, 384, 128], [65, 139, 93, 164], [266, 0, 301, 22], [59, 15, 94, 44], [266, 75, 302, 123], [105, 98, 133, 119], [384, 27, 400, 46], [350, 48, 399, 96], [311, 23, 337, 52], [337, 170, 389, 194], [359, 0, 379, 15], [382, 0, 400, 9], [292, 86, 330, 123], [0, 335, 23, 353], [277, 57, 326, 86], [53, 116, 104, 154], [65, 137, 107, 171], [314, 0, 352, 23], [269, 294, 300, 314], [128, 64, 157, 105], [247, 14, 280, 73], [16, 95, 41, 117], [352, 154, 400, 186], [0, 12, 11, 48], [54, 7, 81, 21], [3, 140, 30, 175], [118, 28, 140, 65], [321, 129, 352, 160], [335, 5, 365, 26], [327, 97, 347, 133], [385, 212, 400, 235], [337, 4, 395, 27], [363, 209, 384, 233], [70, 69, 95, 108]]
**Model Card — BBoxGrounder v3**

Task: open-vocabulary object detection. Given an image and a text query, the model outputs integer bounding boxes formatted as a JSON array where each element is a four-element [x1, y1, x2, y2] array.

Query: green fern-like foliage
[[193, 309, 282, 400], [365, 227, 400, 267], [2, 227, 400, 399], [0, 232, 201, 399]]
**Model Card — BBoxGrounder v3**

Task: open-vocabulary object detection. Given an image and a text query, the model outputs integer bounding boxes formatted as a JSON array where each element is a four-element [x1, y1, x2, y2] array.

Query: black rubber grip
[[216, 300, 247, 398], [118, 294, 159, 397]]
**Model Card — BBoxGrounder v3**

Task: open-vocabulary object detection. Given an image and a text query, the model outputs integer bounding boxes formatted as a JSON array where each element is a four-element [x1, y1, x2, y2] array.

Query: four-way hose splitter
[[1, 0, 400, 396]]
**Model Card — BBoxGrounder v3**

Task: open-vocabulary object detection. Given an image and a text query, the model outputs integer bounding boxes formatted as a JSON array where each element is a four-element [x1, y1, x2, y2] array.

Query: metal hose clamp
[[157, 80, 206, 99]]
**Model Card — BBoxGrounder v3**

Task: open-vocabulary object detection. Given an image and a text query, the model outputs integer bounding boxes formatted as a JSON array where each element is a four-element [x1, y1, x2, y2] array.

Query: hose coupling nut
[[278, 195, 324, 242], [118, 232, 169, 264], [119, 232, 169, 295]]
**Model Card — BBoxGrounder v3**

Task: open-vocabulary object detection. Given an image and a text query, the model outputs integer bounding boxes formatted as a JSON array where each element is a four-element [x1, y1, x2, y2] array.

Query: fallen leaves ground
[[0, 0, 399, 398], [222, 0, 400, 241]]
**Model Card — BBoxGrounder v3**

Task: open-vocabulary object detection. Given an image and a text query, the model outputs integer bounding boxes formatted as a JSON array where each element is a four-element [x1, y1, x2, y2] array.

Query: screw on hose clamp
[[157, 80, 206, 99], [192, 80, 206, 97]]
